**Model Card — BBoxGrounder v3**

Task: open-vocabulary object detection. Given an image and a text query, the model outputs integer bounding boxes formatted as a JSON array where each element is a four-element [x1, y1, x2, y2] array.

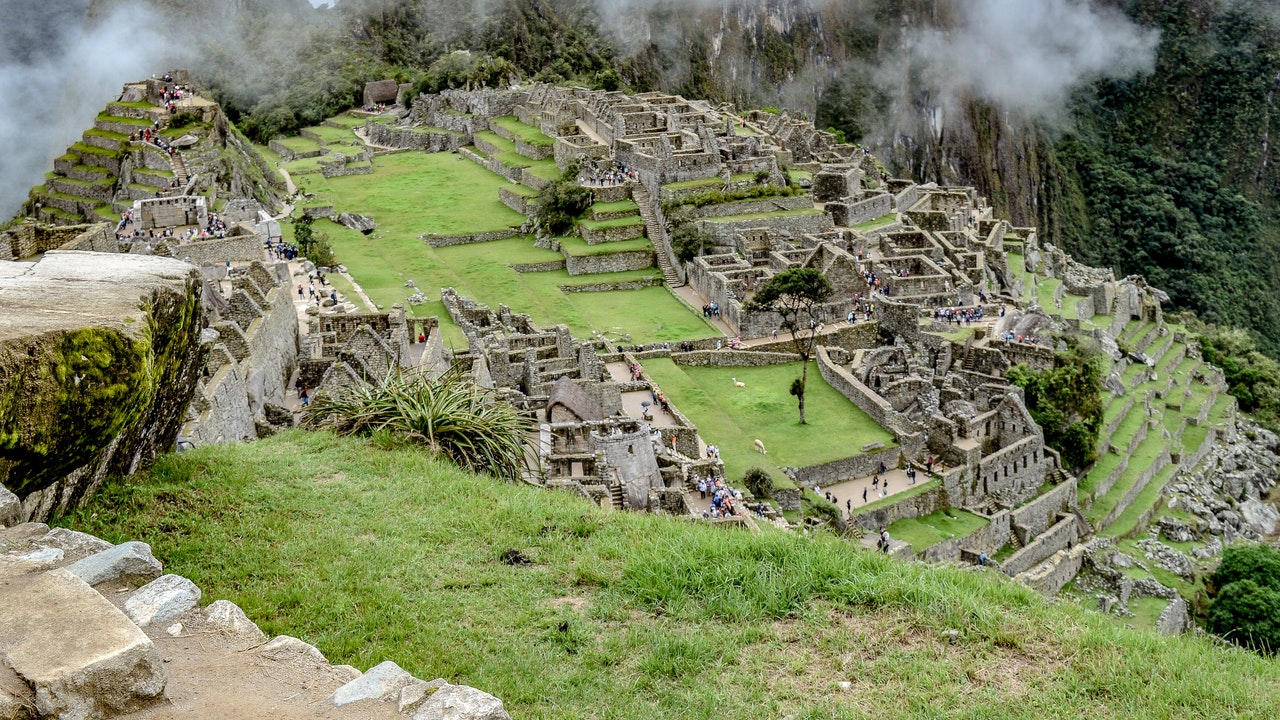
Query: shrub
[[1207, 544, 1280, 654], [742, 467, 772, 499], [302, 368, 533, 481], [670, 224, 709, 264], [534, 166, 593, 235]]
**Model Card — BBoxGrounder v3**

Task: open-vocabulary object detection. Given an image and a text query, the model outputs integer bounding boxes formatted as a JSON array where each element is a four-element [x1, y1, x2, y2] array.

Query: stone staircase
[[170, 151, 189, 188], [609, 483, 625, 510], [0, 520, 512, 720], [632, 185, 682, 287]]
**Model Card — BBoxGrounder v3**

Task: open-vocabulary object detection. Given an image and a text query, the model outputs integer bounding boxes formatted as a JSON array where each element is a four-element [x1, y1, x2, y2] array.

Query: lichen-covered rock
[[0, 251, 205, 522], [409, 683, 511, 720]]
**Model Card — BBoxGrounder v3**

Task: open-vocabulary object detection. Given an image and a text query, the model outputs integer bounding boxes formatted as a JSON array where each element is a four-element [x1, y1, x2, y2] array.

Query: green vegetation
[[303, 370, 531, 481], [57, 431, 1280, 718], [491, 116, 555, 146], [640, 358, 894, 483], [852, 213, 898, 232], [1196, 323, 1280, 432], [659, 183, 801, 215], [1007, 344, 1105, 471], [888, 508, 988, 551], [1207, 544, 1280, 655], [533, 165, 595, 235]]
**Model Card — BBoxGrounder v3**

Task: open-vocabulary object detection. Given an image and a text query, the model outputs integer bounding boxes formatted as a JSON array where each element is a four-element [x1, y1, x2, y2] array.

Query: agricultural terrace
[[290, 152, 716, 346], [641, 359, 896, 483]]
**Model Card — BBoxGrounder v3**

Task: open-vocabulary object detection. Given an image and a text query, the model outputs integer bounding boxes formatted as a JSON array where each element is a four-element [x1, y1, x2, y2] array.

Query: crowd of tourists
[[579, 161, 636, 186]]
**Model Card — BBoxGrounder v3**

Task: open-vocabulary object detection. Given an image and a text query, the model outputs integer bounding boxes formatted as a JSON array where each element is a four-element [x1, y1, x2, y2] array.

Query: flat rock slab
[[36, 528, 113, 561], [65, 541, 162, 586], [125, 574, 201, 628], [0, 568, 165, 720]]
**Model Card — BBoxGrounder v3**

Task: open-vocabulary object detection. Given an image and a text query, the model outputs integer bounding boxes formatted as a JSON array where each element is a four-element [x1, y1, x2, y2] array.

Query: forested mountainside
[[51, 0, 1280, 359]]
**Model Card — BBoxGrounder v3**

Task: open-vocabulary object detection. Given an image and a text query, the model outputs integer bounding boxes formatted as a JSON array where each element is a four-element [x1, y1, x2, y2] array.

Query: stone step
[[82, 129, 130, 152], [64, 163, 113, 183], [0, 568, 166, 719]]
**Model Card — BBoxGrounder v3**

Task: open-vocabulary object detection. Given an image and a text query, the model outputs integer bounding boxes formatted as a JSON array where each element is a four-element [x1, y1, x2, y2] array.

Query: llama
[[754, 439, 767, 454], [733, 377, 746, 387]]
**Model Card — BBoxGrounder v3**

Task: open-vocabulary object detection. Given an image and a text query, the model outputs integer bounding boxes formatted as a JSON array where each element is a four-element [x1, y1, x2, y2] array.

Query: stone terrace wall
[[1011, 479, 1078, 542], [791, 446, 902, 488], [367, 122, 468, 153], [1000, 515, 1079, 576], [562, 249, 653, 276], [816, 346, 913, 437], [847, 482, 950, 533], [962, 509, 1011, 558], [423, 229, 519, 248], [173, 232, 263, 266], [671, 350, 799, 367]]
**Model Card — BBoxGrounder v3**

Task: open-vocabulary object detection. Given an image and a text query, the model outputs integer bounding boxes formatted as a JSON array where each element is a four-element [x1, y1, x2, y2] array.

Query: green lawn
[[852, 213, 898, 232], [291, 152, 715, 345], [641, 359, 895, 483], [557, 235, 654, 257], [889, 508, 988, 551], [303, 124, 361, 145], [275, 135, 325, 154], [492, 115, 556, 146], [58, 431, 1280, 720]]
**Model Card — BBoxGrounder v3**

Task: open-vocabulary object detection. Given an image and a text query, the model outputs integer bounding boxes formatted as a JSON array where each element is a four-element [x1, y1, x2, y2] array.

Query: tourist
[[698, 477, 707, 499], [878, 528, 890, 553], [862, 486, 867, 503]]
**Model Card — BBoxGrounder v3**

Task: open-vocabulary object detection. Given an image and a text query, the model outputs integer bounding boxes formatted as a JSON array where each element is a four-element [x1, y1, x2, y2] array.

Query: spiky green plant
[[302, 368, 533, 481]]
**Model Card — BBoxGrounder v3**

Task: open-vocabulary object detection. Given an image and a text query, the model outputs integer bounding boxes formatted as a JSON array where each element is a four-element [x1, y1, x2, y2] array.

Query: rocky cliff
[[0, 251, 205, 522]]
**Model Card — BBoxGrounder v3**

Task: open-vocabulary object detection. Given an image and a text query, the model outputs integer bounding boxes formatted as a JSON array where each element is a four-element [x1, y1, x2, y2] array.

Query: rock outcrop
[[0, 251, 205, 523], [0, 521, 513, 720]]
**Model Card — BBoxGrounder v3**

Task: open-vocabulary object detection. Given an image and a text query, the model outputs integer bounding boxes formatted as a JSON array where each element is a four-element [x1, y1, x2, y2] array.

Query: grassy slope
[[641, 359, 894, 482], [291, 152, 716, 345], [60, 431, 1280, 720]]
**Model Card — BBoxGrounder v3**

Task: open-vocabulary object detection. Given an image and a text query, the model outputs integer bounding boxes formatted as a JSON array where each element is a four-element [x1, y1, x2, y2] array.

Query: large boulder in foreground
[[0, 251, 204, 521]]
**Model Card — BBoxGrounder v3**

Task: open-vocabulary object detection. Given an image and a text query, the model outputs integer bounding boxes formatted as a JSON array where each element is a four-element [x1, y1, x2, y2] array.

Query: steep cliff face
[[0, 251, 205, 522]]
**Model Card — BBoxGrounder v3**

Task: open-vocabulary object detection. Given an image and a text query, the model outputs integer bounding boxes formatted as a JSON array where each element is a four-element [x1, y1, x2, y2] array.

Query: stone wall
[[816, 346, 913, 437], [791, 446, 903, 488], [581, 222, 644, 245], [498, 187, 531, 215], [684, 195, 814, 220], [1011, 479, 1078, 542], [1016, 542, 1091, 596], [135, 196, 208, 230], [422, 229, 519, 248], [671, 350, 799, 367], [173, 232, 263, 266], [827, 193, 893, 227], [1000, 515, 1079, 577], [847, 482, 950, 533], [962, 509, 1011, 558], [366, 122, 469, 153], [562, 249, 653, 276], [1, 221, 106, 260], [57, 224, 118, 253], [698, 211, 834, 244]]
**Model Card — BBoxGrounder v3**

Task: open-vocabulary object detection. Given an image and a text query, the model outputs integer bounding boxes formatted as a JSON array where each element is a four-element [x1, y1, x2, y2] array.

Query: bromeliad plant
[[303, 368, 534, 481]]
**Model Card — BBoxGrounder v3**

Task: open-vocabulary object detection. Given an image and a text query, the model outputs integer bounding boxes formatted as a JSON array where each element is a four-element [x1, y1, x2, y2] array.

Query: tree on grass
[[743, 267, 833, 424], [1207, 544, 1280, 655]]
